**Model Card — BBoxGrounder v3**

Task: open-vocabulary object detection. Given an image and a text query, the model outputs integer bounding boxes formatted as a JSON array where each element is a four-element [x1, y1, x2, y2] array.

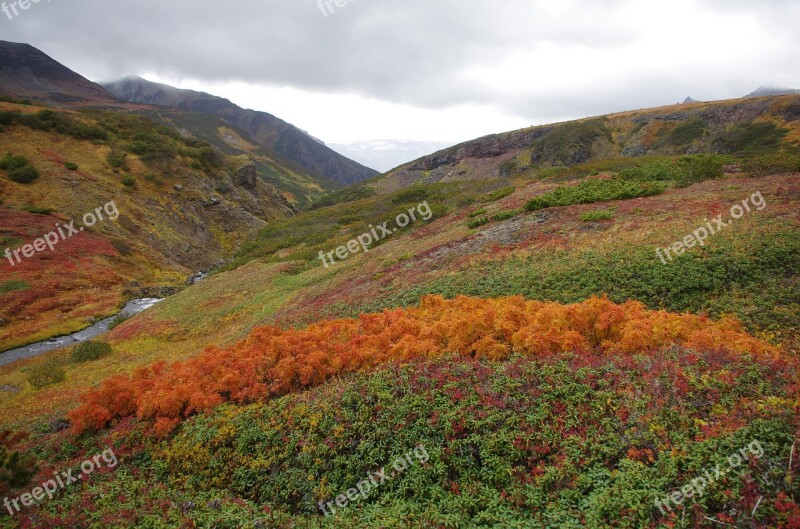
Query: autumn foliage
[[68, 295, 779, 436]]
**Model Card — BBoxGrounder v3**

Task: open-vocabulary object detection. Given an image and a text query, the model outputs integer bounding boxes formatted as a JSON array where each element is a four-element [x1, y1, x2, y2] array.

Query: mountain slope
[[0, 41, 117, 106], [103, 77, 380, 186], [747, 86, 800, 97], [0, 101, 294, 352], [375, 94, 800, 192]]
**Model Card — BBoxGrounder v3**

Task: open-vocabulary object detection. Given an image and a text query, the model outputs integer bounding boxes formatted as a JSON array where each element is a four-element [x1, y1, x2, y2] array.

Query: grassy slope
[[376, 94, 800, 191], [1, 168, 797, 430], [0, 102, 291, 352], [139, 108, 336, 206]]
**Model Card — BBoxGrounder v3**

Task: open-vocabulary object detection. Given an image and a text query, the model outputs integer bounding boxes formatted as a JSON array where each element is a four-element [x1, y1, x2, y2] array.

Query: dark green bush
[[468, 217, 490, 229], [483, 186, 515, 202], [107, 148, 128, 171], [22, 109, 108, 141], [468, 208, 487, 218], [525, 178, 667, 211], [8, 165, 39, 184], [661, 119, 707, 146], [22, 205, 53, 215], [70, 341, 112, 363], [0, 152, 29, 171], [713, 121, 788, 155], [490, 209, 522, 222], [741, 153, 800, 177], [64, 162, 78, 171], [121, 176, 137, 188]]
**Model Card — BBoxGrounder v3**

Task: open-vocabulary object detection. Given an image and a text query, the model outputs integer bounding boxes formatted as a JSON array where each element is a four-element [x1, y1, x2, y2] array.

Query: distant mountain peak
[[746, 86, 800, 98], [0, 39, 118, 105], [682, 97, 699, 104]]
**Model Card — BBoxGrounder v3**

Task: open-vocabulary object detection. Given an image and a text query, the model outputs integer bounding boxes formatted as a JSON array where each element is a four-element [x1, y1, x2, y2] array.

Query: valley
[[1, 31, 799, 529]]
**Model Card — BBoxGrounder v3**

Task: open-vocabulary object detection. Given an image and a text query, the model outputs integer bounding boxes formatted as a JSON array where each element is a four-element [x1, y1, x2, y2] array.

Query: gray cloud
[[1, 0, 798, 133]]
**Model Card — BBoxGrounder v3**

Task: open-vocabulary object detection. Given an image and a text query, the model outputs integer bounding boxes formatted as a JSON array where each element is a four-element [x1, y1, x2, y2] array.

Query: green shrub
[[468, 208, 487, 218], [525, 178, 667, 211], [713, 121, 788, 155], [70, 341, 112, 363], [618, 155, 727, 188], [741, 153, 800, 177], [661, 119, 707, 146], [8, 165, 39, 184], [0, 280, 29, 293], [391, 186, 430, 205], [107, 148, 129, 171], [0, 152, 29, 171], [28, 362, 66, 388], [22, 109, 107, 141], [468, 217, 490, 229], [121, 176, 137, 188], [64, 162, 78, 171], [483, 186, 515, 202], [580, 208, 615, 221], [337, 214, 361, 226], [21, 205, 53, 215], [491, 209, 522, 222]]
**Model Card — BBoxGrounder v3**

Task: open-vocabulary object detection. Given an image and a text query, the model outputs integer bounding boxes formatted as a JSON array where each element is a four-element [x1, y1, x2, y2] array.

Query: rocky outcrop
[[233, 162, 258, 191]]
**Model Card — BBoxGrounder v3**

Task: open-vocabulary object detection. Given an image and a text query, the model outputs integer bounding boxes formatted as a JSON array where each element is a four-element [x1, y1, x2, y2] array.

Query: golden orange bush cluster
[[69, 296, 778, 436]]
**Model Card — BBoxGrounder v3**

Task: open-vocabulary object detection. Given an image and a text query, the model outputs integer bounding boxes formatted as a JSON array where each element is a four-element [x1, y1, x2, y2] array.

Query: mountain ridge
[[0, 40, 118, 106], [103, 76, 380, 185]]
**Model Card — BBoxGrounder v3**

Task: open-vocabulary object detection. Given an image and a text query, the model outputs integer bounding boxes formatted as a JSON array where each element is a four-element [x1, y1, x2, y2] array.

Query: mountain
[[375, 93, 800, 191], [103, 77, 379, 186], [0, 100, 294, 352], [329, 139, 454, 173], [746, 86, 800, 97], [0, 41, 118, 106]]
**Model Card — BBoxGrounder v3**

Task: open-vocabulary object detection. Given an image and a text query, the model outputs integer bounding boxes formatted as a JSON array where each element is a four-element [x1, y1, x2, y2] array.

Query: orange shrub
[[68, 296, 780, 436]]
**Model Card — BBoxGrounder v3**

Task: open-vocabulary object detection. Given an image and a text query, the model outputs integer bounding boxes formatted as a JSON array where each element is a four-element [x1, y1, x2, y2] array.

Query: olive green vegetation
[[467, 217, 490, 229], [64, 162, 79, 171], [525, 179, 668, 211], [70, 341, 112, 364], [21, 206, 53, 215], [524, 155, 730, 212], [340, 229, 800, 340], [309, 184, 378, 210], [712, 121, 789, 155], [579, 208, 615, 222], [0, 280, 29, 293], [26, 361, 66, 389], [0, 109, 225, 174], [0, 151, 39, 184], [658, 119, 708, 146], [528, 117, 613, 166], [231, 180, 515, 268]]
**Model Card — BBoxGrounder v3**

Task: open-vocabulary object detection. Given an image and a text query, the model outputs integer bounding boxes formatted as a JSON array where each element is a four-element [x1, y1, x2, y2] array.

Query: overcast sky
[[2, 0, 799, 144]]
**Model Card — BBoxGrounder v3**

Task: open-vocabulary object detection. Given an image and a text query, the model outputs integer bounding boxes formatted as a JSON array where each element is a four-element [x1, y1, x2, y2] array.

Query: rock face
[[233, 162, 258, 191]]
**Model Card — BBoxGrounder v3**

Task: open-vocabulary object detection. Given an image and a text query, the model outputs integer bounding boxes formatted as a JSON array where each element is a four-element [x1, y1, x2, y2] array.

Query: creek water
[[0, 298, 162, 368]]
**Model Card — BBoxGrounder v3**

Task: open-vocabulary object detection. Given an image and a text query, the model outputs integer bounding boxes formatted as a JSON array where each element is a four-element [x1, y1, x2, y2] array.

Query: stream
[[0, 298, 163, 368]]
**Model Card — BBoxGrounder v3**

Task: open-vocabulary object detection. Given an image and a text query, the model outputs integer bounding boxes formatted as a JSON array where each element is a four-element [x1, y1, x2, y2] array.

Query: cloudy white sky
[[2, 0, 799, 144]]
